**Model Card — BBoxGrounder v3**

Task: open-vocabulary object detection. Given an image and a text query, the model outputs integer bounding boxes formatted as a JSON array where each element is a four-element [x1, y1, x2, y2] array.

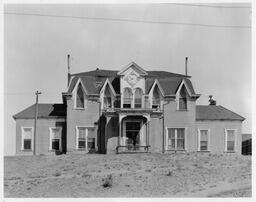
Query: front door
[[125, 121, 141, 150]]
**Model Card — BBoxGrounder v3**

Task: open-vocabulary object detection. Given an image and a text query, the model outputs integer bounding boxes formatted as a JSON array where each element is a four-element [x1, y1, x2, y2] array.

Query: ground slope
[[4, 152, 251, 197]]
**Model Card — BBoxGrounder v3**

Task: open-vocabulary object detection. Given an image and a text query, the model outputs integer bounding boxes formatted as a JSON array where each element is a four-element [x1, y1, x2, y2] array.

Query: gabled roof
[[117, 62, 148, 76], [68, 62, 192, 96], [13, 104, 66, 119], [145, 77, 196, 95], [196, 105, 245, 121]]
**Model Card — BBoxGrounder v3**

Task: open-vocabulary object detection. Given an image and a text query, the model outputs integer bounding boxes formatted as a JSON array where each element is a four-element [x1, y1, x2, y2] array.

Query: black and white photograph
[[2, 0, 253, 199]]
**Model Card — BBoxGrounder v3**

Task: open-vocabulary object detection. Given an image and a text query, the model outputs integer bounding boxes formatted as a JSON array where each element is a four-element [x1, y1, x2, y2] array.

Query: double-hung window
[[76, 127, 96, 151], [167, 128, 185, 150], [198, 129, 210, 151], [21, 127, 33, 150], [225, 129, 236, 152], [49, 127, 62, 151]]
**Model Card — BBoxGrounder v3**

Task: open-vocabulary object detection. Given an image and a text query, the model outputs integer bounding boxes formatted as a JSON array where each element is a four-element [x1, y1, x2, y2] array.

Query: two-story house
[[13, 62, 245, 155]]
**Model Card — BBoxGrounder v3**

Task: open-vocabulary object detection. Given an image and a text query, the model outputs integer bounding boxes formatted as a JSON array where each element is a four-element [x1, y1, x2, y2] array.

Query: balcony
[[102, 107, 162, 116]]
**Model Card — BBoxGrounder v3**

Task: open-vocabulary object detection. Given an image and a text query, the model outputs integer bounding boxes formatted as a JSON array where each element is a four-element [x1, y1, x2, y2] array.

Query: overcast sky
[[4, 3, 251, 155]]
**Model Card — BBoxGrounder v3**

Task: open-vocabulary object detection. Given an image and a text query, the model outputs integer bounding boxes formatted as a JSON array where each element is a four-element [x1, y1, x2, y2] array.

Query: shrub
[[166, 171, 173, 176], [102, 174, 113, 188], [53, 171, 61, 177]]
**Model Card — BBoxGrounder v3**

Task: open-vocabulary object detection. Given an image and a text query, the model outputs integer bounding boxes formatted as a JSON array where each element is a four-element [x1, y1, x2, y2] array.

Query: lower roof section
[[196, 105, 245, 121], [13, 103, 66, 119]]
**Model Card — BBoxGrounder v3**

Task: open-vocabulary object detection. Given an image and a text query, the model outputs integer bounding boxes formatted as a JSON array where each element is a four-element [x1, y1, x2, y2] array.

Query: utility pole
[[33, 91, 41, 155]]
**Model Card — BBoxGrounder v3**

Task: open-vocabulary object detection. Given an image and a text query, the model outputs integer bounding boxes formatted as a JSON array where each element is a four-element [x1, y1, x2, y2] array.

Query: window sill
[[21, 149, 33, 152], [176, 109, 188, 112], [197, 150, 211, 152], [225, 151, 236, 153], [74, 107, 86, 110], [166, 149, 186, 152]]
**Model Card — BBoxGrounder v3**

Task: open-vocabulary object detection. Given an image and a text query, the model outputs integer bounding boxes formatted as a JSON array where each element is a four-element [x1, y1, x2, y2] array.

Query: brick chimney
[[209, 95, 216, 105]]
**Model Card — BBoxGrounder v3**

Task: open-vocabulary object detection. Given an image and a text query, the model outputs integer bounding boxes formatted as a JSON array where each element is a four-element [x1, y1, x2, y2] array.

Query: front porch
[[116, 114, 150, 153]]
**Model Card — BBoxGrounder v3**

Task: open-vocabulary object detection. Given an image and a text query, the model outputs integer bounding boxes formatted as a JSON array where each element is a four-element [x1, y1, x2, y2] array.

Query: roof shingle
[[196, 105, 245, 121], [13, 104, 66, 119]]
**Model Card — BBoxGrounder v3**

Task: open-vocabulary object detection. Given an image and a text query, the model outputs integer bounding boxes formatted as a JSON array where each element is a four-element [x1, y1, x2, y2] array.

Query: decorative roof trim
[[99, 78, 117, 96], [72, 78, 88, 95], [149, 79, 165, 97], [117, 62, 148, 76], [176, 79, 192, 96]]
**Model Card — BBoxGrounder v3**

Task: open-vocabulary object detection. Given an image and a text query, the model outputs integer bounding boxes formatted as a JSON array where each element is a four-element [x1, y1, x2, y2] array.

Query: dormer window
[[76, 83, 85, 108], [123, 88, 132, 108], [152, 87, 160, 109], [103, 86, 112, 108], [179, 86, 187, 110], [134, 88, 143, 108]]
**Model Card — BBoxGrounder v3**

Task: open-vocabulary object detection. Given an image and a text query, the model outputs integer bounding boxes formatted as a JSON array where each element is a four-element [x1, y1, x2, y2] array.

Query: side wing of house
[[195, 105, 245, 154], [13, 104, 66, 155]]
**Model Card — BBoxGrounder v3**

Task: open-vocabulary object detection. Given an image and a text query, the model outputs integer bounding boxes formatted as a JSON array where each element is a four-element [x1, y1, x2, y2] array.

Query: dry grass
[[4, 152, 251, 197]]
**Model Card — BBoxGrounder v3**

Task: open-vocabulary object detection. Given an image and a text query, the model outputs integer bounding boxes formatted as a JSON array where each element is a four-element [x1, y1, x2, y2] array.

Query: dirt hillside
[[4, 152, 251, 197]]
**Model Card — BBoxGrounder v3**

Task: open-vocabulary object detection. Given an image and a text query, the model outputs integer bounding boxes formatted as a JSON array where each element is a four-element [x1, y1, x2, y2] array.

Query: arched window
[[152, 86, 160, 109], [134, 88, 143, 108], [76, 83, 85, 108], [123, 88, 132, 108], [104, 85, 112, 108], [179, 85, 187, 110]]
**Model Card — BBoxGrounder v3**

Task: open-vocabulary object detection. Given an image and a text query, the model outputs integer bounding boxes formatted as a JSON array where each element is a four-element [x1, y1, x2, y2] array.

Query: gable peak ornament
[[124, 71, 139, 87]]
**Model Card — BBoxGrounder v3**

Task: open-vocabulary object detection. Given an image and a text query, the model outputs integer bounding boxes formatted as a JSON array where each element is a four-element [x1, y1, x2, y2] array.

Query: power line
[[4, 12, 251, 29], [172, 3, 251, 9]]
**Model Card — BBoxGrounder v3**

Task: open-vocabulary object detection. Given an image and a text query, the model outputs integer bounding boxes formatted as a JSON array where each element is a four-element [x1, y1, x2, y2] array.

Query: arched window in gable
[[104, 85, 112, 108], [123, 88, 132, 108], [76, 83, 85, 108], [134, 88, 143, 108], [179, 85, 188, 110], [152, 86, 160, 109]]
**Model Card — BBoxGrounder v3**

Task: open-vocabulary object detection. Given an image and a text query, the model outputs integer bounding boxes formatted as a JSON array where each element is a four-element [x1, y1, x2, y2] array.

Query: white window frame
[[197, 129, 210, 151], [73, 79, 87, 110], [76, 126, 96, 150], [165, 127, 187, 151], [100, 79, 116, 109], [21, 127, 34, 151], [224, 129, 237, 152], [134, 87, 143, 108], [122, 87, 133, 108], [149, 80, 164, 110], [49, 127, 62, 151], [175, 80, 191, 111]]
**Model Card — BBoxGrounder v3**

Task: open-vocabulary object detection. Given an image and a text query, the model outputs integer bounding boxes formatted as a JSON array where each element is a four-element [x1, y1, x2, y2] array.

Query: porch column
[[118, 114, 125, 152], [146, 121, 150, 151]]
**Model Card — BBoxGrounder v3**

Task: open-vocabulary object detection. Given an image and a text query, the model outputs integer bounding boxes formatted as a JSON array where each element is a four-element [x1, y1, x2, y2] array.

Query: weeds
[[166, 170, 173, 176], [53, 171, 61, 177], [102, 174, 113, 188]]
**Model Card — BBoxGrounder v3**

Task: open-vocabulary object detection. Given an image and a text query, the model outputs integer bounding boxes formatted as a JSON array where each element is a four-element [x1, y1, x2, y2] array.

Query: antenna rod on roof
[[67, 54, 71, 87], [185, 57, 188, 76]]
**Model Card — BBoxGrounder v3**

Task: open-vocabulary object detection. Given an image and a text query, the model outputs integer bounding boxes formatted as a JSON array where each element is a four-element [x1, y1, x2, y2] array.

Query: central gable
[[117, 62, 148, 76]]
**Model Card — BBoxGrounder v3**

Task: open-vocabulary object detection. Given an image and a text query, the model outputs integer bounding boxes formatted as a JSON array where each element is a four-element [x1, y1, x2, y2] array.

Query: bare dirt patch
[[4, 152, 251, 197]]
